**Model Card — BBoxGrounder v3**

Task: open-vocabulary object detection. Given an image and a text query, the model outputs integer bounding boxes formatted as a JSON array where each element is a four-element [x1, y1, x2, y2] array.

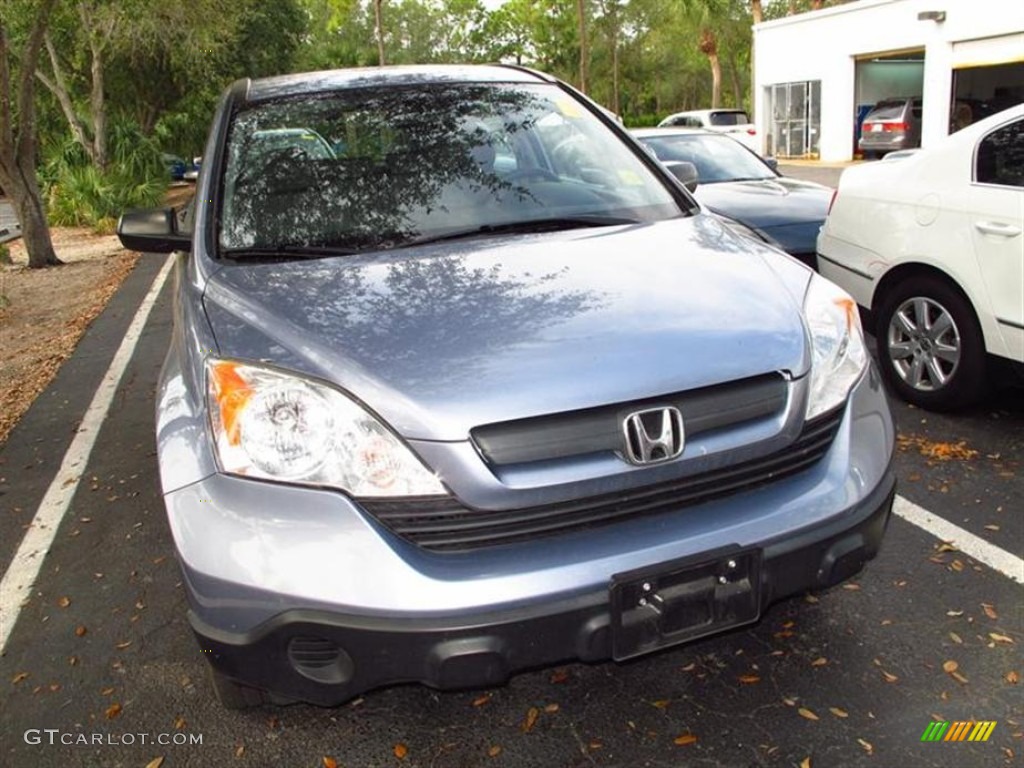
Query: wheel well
[[870, 262, 982, 334]]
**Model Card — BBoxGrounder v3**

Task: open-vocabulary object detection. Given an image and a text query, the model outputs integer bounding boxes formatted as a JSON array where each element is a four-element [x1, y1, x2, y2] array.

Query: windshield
[[638, 133, 774, 184], [865, 101, 907, 121], [219, 83, 684, 253], [708, 111, 750, 126]]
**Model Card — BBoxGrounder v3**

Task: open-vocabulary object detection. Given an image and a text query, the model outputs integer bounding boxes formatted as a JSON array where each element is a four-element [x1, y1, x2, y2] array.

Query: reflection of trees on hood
[[223, 84, 545, 250], [234, 251, 604, 387]]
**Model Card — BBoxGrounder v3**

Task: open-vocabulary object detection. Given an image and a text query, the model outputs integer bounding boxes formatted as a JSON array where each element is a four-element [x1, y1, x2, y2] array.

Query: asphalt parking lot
[[1, 166, 1020, 767]]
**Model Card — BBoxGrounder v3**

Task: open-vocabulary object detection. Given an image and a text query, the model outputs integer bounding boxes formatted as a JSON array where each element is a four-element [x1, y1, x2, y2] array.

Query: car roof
[[663, 109, 748, 118], [631, 127, 718, 138], [244, 65, 551, 103]]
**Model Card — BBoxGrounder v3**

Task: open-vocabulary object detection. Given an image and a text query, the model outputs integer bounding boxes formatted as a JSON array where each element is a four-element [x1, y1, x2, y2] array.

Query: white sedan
[[817, 104, 1023, 410]]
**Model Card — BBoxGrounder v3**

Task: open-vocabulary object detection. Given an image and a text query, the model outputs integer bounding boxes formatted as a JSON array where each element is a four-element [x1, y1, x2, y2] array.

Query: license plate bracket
[[610, 547, 762, 661]]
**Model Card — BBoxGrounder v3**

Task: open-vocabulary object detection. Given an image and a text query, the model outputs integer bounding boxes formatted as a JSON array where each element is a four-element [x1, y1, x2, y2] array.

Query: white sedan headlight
[[803, 275, 868, 420], [207, 359, 445, 497]]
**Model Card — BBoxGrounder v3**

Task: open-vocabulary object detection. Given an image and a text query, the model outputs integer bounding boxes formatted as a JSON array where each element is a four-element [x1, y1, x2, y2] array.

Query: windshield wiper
[[220, 244, 361, 262], [403, 215, 640, 248]]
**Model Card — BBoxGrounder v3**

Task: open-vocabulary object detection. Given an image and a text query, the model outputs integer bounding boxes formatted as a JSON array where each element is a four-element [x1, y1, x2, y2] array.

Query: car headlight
[[207, 359, 445, 497], [803, 275, 868, 420]]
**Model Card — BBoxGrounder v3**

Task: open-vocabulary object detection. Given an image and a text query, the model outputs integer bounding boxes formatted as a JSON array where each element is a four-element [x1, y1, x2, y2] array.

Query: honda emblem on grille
[[622, 407, 685, 465]]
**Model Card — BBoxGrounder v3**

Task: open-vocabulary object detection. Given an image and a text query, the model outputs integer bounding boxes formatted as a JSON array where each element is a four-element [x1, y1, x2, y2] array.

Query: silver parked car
[[118, 65, 896, 708], [859, 97, 923, 158]]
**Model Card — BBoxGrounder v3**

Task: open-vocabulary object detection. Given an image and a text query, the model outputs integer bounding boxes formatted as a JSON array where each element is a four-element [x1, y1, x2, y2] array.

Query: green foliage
[[42, 120, 167, 230]]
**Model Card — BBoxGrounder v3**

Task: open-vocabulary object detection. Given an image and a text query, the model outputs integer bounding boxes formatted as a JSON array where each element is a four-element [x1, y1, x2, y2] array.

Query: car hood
[[202, 215, 810, 440], [695, 177, 832, 228]]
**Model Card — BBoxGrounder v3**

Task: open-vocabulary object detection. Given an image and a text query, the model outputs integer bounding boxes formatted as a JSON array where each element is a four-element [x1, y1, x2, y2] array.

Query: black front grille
[[472, 374, 787, 465], [362, 408, 844, 552]]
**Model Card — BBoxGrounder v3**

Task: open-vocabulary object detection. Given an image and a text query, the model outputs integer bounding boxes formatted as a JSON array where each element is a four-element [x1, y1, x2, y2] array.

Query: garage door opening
[[951, 61, 1024, 132], [853, 49, 925, 156]]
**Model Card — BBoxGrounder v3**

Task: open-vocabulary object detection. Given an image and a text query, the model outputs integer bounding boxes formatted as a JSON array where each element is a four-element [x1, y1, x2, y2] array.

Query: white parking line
[[893, 496, 1024, 584], [0, 256, 173, 654]]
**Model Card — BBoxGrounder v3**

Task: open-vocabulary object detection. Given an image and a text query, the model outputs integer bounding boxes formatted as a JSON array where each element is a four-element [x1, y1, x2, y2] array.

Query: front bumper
[[191, 468, 895, 706]]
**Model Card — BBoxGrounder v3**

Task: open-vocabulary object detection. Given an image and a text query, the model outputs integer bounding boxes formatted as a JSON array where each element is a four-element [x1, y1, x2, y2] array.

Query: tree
[[374, 0, 386, 65], [0, 0, 62, 268], [575, 0, 589, 93]]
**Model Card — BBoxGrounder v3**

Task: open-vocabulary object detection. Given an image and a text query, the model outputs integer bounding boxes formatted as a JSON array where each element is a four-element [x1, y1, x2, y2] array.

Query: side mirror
[[764, 156, 779, 172], [117, 208, 191, 253], [663, 160, 699, 192]]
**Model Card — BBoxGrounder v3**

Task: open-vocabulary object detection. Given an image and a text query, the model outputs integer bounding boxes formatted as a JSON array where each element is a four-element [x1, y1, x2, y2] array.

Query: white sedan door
[[969, 117, 1024, 362]]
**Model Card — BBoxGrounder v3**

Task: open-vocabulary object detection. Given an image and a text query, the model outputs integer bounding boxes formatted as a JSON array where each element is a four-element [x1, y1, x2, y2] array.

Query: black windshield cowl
[[220, 244, 361, 262], [403, 215, 643, 248]]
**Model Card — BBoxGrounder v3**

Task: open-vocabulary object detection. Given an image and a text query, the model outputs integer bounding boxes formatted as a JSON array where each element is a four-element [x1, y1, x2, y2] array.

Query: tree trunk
[[9, 174, 60, 268], [374, 0, 386, 66], [88, 28, 108, 170], [699, 29, 721, 109], [576, 0, 588, 93], [811, 0, 824, 9], [610, 5, 620, 115], [0, 0, 61, 268], [37, 34, 98, 165], [751, 0, 763, 25]]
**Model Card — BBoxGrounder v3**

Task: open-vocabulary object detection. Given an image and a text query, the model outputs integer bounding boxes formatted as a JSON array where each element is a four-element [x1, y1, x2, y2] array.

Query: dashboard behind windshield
[[219, 83, 686, 253]]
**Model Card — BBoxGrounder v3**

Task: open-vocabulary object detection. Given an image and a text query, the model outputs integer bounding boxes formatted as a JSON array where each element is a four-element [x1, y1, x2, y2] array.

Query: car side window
[[976, 120, 1024, 188]]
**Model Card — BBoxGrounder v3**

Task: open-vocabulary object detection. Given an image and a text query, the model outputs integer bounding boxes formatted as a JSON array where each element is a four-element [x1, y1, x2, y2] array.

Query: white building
[[753, 0, 1024, 161]]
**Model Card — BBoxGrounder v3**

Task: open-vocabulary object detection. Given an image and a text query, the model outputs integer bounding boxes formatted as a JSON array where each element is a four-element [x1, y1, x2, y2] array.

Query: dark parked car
[[161, 153, 188, 181], [858, 97, 923, 158], [633, 127, 833, 268], [118, 65, 895, 708]]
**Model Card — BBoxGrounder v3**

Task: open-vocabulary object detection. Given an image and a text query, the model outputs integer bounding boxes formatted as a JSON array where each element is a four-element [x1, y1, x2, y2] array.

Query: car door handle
[[975, 221, 1022, 237]]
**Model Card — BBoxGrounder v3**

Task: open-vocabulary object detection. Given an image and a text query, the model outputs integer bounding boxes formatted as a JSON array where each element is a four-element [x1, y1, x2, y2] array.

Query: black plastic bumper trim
[[191, 469, 896, 707]]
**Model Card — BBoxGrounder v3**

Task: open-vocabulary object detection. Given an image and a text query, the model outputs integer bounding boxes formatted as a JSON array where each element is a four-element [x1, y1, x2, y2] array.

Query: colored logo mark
[[921, 721, 997, 742]]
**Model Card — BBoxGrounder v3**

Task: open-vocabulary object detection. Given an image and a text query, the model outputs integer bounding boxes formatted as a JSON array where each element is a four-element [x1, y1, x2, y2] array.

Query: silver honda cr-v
[[118, 65, 896, 708]]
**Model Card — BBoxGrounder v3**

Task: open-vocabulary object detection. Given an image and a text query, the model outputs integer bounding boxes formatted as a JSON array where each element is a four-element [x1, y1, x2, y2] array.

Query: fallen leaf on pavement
[[738, 675, 761, 684], [800, 758, 811, 768], [144, 758, 164, 768], [842, 583, 861, 591], [858, 738, 874, 755], [394, 743, 408, 759], [549, 669, 569, 684], [950, 632, 963, 644], [544, 703, 559, 713], [75, 625, 87, 637], [946, 610, 964, 617], [235, 744, 244, 758], [951, 671, 969, 685], [472, 693, 491, 707], [673, 733, 698, 746], [101, 687, 114, 696], [322, 757, 338, 768], [1006, 671, 1019, 684], [811, 658, 827, 667], [105, 703, 122, 719], [174, 716, 186, 730], [989, 633, 1014, 644], [12, 672, 29, 684], [936, 542, 957, 553], [881, 671, 899, 683], [798, 708, 819, 721], [942, 660, 959, 674], [521, 707, 539, 733], [982, 603, 998, 620], [116, 641, 132, 650], [651, 699, 671, 708], [488, 745, 502, 757], [829, 707, 849, 718], [58, 596, 70, 608]]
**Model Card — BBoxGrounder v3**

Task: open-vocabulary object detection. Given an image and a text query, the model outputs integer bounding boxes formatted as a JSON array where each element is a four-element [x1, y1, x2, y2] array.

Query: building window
[[767, 81, 821, 159]]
